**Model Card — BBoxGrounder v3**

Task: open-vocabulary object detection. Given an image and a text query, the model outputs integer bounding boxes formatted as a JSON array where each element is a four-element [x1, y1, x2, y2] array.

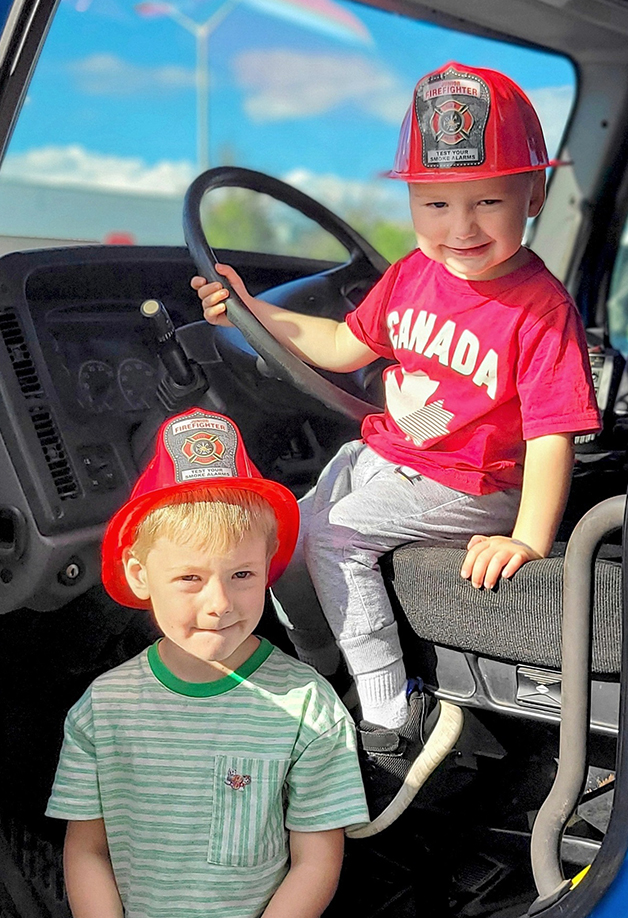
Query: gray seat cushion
[[387, 544, 622, 674]]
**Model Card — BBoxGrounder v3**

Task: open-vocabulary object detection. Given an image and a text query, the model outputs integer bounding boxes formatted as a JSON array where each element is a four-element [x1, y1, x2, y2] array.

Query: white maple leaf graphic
[[385, 369, 454, 446]]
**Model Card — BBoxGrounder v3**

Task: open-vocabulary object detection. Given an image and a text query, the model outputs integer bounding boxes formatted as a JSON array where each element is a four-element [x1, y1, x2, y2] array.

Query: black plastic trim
[[0, 0, 59, 168]]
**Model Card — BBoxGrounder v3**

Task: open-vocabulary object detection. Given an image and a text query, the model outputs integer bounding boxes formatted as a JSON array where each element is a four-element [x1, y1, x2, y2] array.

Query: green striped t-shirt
[[46, 638, 369, 918]]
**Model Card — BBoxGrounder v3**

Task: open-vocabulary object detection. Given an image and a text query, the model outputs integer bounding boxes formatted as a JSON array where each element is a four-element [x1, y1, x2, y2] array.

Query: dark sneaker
[[346, 680, 464, 838]]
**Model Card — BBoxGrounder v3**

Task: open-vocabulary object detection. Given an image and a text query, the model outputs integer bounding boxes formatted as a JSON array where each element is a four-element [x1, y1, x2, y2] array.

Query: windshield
[[0, 0, 576, 262]]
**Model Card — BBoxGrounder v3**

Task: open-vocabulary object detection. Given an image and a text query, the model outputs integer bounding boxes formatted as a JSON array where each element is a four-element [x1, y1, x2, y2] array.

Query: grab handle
[[530, 495, 626, 904]]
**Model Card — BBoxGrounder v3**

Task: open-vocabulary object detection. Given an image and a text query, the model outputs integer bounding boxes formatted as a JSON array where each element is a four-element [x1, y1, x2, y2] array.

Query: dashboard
[[12, 249, 207, 518]]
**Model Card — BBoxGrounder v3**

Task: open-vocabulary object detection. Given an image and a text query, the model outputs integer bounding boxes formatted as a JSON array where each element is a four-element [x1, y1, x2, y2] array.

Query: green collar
[[147, 637, 273, 697]]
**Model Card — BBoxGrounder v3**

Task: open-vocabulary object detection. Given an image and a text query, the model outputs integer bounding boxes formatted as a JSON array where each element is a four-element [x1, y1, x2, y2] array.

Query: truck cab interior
[[1, 1, 628, 916]]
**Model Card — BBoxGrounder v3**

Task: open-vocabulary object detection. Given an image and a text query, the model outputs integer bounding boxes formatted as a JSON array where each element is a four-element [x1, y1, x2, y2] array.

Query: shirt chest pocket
[[208, 755, 291, 867]]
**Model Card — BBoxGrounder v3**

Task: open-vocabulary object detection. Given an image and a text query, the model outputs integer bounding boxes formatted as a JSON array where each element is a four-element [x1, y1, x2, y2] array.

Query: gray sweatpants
[[273, 441, 520, 704]]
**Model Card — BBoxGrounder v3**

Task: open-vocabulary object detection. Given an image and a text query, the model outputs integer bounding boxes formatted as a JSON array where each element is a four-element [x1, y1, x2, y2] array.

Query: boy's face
[[408, 172, 545, 281], [123, 531, 270, 681]]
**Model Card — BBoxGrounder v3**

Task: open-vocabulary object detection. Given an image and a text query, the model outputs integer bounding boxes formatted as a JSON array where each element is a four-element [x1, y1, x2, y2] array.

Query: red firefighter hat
[[102, 408, 299, 608], [389, 61, 567, 183]]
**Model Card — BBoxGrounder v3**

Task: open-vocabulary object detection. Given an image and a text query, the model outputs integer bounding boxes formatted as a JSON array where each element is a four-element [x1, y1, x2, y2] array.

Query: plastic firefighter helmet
[[389, 61, 566, 183], [101, 408, 299, 609]]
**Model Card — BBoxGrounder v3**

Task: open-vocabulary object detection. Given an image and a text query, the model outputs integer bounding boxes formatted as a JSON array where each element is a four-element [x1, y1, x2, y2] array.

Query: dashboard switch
[[79, 444, 121, 491]]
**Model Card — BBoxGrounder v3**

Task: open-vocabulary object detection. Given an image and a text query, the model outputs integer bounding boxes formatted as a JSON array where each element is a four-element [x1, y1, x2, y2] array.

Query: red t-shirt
[[345, 249, 601, 495]]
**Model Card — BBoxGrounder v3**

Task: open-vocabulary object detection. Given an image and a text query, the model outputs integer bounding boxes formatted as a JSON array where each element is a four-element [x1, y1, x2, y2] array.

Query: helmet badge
[[415, 65, 490, 170], [164, 413, 238, 481]]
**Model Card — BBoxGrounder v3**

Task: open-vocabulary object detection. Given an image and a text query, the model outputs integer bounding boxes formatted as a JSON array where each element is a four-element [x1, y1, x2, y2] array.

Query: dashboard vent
[[0, 309, 44, 398], [0, 309, 79, 501], [29, 407, 80, 501]]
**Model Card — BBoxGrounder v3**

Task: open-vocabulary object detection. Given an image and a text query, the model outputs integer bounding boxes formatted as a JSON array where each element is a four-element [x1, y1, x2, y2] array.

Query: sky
[[0, 0, 577, 241]]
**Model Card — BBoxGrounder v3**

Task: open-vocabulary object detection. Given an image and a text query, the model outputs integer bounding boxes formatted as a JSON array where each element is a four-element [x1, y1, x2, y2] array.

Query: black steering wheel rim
[[183, 166, 389, 422]]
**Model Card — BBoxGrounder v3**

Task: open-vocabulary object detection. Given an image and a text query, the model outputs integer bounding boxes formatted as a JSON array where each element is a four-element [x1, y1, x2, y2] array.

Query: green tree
[[202, 189, 279, 252]]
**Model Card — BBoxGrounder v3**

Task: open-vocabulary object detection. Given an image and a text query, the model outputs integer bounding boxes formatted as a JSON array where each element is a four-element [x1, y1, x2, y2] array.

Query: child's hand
[[191, 264, 252, 327], [460, 534, 541, 589]]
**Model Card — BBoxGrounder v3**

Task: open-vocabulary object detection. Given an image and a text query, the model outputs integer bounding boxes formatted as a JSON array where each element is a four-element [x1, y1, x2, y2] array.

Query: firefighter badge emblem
[[430, 99, 474, 145], [181, 432, 225, 465]]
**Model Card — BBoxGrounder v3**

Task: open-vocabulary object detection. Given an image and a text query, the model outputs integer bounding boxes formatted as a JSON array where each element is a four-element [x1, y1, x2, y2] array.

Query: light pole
[[136, 0, 369, 173], [136, 1, 238, 171]]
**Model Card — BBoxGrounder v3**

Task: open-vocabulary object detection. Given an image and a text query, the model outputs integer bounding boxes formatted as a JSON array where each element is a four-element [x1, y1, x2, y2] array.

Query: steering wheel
[[183, 167, 390, 422]]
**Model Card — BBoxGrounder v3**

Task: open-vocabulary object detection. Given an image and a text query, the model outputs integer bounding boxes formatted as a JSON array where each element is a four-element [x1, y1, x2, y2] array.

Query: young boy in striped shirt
[[46, 407, 369, 918]]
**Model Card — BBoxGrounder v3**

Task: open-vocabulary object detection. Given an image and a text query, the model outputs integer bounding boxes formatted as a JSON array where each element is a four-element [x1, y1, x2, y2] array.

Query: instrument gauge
[[118, 358, 156, 411], [77, 360, 116, 413]]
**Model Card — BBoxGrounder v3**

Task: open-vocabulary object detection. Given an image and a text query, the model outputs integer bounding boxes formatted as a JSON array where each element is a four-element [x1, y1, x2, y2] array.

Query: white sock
[[355, 661, 408, 729]]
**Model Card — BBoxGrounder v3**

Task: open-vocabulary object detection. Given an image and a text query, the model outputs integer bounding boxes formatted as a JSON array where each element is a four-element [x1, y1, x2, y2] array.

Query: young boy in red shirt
[[192, 62, 601, 832]]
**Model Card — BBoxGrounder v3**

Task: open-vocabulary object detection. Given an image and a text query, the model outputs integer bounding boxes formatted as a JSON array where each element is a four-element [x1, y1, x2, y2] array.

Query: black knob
[[141, 299, 195, 387]]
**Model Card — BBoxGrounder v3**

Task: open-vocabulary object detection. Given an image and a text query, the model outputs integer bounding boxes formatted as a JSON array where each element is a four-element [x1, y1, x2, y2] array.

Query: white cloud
[[233, 49, 409, 124], [68, 53, 195, 95], [1, 145, 195, 195], [526, 85, 575, 160]]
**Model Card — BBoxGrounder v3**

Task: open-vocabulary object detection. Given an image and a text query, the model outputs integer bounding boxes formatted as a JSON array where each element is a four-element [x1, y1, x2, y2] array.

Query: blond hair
[[130, 487, 278, 564]]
